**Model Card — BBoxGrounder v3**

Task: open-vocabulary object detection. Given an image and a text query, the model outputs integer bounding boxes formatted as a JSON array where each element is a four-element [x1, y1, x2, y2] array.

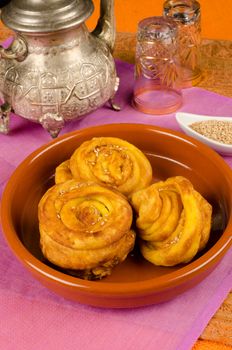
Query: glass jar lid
[[1, 0, 94, 33]]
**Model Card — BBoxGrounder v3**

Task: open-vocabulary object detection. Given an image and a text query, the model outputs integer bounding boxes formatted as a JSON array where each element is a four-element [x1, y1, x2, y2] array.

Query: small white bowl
[[176, 112, 232, 156]]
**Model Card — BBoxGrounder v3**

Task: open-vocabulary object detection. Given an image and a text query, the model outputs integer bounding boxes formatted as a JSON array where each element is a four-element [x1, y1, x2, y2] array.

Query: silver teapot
[[0, 0, 119, 137]]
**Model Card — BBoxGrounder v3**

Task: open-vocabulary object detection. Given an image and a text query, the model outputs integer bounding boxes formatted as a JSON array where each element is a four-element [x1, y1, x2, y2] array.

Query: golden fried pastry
[[131, 176, 212, 266], [55, 160, 72, 184], [69, 137, 153, 197], [38, 180, 135, 279]]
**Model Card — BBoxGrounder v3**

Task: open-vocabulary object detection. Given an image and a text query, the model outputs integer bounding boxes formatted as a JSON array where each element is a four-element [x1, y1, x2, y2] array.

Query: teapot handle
[[0, 36, 28, 62], [92, 0, 115, 52]]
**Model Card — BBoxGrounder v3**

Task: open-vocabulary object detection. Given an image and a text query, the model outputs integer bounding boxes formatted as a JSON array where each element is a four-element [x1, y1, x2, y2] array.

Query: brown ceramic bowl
[[1, 124, 232, 308]]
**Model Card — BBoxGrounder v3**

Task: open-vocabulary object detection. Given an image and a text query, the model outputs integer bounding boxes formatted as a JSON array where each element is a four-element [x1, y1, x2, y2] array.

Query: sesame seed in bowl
[[190, 120, 232, 145], [176, 112, 232, 156]]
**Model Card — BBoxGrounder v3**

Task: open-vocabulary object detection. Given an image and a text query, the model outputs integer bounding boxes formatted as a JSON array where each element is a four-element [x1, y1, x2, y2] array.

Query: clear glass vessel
[[132, 16, 182, 115], [163, 0, 202, 87]]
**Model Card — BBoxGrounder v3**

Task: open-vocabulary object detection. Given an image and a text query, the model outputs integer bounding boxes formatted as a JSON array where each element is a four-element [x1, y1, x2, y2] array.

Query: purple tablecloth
[[0, 60, 231, 350]]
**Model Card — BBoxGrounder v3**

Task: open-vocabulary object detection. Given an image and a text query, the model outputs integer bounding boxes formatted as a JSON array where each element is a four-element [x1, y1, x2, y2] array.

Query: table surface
[[0, 23, 231, 350]]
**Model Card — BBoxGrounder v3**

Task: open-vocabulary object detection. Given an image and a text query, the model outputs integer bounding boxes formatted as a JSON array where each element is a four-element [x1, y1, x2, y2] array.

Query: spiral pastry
[[69, 137, 153, 197], [55, 160, 72, 184], [38, 180, 135, 279], [131, 176, 212, 266]]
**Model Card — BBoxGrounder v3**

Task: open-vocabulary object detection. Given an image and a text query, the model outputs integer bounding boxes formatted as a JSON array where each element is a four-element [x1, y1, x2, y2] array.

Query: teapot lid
[[1, 0, 94, 33]]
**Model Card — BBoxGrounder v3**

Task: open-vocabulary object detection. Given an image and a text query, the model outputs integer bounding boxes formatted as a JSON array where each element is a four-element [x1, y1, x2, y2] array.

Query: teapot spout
[[92, 0, 116, 52]]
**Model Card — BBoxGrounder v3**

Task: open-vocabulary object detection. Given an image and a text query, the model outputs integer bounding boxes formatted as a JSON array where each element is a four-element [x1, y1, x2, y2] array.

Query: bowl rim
[[1, 123, 232, 296]]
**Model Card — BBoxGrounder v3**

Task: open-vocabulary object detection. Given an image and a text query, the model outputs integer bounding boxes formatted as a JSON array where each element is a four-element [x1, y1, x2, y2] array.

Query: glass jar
[[132, 16, 183, 115], [163, 0, 201, 87]]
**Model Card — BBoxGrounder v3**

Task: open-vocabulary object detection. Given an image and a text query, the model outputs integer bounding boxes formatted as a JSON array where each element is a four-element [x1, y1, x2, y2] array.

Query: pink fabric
[[0, 59, 232, 350]]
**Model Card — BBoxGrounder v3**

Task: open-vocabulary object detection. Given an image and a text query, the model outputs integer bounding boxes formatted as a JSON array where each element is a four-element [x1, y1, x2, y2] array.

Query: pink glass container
[[132, 17, 183, 115], [163, 0, 202, 87]]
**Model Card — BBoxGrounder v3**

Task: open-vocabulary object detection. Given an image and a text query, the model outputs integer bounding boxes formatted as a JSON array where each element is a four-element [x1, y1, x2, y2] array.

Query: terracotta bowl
[[1, 124, 232, 308]]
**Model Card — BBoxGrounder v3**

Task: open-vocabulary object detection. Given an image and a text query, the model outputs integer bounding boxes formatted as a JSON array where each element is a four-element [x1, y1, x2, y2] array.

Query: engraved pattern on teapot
[[27, 37, 81, 55], [2, 56, 115, 121]]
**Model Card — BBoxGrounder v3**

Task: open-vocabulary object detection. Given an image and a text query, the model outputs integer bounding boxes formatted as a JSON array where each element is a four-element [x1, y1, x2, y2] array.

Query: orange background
[[88, 0, 232, 40]]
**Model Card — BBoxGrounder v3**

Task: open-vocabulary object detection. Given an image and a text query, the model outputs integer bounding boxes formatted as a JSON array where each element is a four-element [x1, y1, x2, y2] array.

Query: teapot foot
[[0, 102, 11, 134], [39, 113, 64, 138], [108, 76, 120, 111], [109, 98, 121, 111]]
